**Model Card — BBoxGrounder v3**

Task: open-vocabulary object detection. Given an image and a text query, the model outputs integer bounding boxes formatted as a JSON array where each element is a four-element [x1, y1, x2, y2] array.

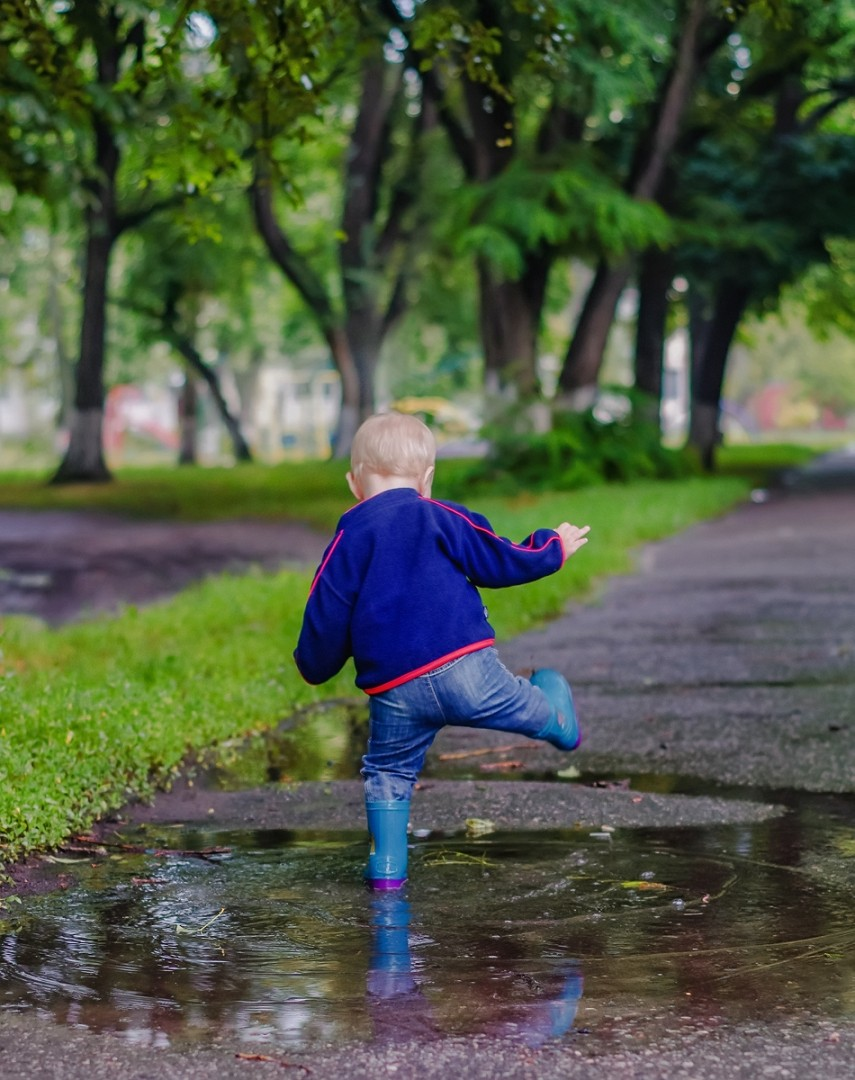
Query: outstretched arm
[[434, 500, 589, 588]]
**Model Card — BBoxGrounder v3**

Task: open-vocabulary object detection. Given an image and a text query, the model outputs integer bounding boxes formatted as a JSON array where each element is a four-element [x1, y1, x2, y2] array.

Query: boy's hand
[[555, 523, 590, 560]]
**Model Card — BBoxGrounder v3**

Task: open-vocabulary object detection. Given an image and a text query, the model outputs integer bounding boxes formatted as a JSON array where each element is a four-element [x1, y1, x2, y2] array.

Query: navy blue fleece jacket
[[293, 488, 565, 694]]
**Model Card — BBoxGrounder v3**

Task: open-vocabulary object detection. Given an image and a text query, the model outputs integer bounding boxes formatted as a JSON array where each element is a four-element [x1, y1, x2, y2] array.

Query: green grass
[[0, 461, 352, 529], [0, 444, 814, 870]]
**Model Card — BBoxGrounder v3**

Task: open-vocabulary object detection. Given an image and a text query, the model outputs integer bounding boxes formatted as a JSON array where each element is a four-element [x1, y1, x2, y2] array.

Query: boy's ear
[[346, 470, 363, 501], [419, 465, 435, 496]]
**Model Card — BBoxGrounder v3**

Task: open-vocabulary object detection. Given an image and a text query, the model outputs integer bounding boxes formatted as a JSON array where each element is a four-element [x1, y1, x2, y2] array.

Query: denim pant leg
[[428, 647, 554, 737], [362, 675, 444, 803], [362, 648, 553, 802]]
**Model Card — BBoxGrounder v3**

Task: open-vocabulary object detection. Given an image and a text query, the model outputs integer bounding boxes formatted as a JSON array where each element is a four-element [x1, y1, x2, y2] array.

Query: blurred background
[[1, 0, 854, 480]]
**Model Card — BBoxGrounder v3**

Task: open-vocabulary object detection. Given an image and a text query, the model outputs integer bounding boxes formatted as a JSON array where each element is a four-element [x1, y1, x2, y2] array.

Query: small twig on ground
[[437, 742, 532, 761], [235, 1052, 312, 1072]]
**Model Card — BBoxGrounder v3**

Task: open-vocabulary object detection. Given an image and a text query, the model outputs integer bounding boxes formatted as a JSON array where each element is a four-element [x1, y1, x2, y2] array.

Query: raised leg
[[530, 669, 581, 751]]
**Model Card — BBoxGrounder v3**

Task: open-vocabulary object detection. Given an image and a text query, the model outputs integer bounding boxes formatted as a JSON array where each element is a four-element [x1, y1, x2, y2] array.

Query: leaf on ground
[[556, 765, 580, 779]]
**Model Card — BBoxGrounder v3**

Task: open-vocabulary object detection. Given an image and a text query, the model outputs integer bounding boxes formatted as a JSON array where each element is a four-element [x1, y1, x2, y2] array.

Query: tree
[[556, 0, 743, 407], [413, 0, 673, 403], [1, 2, 218, 480], [2, 0, 363, 480], [119, 198, 275, 464], [241, 5, 442, 455], [675, 3, 855, 466]]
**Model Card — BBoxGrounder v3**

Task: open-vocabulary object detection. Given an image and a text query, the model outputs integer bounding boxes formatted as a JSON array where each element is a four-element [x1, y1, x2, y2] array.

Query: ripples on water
[[3, 797, 855, 1051]]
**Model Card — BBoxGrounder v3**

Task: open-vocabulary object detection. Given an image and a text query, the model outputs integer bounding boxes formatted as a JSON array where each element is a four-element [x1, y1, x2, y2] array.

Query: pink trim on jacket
[[364, 639, 495, 695], [308, 530, 344, 596], [424, 498, 565, 564]]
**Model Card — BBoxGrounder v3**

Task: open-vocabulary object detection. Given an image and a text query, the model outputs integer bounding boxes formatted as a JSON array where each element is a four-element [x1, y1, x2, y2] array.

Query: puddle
[[3, 706, 855, 1051], [3, 795, 855, 1052], [194, 701, 367, 788]]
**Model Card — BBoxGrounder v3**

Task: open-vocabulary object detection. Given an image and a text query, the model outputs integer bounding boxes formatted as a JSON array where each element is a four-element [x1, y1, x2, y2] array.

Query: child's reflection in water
[[366, 893, 583, 1047]]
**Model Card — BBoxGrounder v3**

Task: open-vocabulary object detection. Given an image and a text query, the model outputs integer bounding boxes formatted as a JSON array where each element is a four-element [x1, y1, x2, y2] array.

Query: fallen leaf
[[556, 765, 580, 779], [465, 817, 496, 836]]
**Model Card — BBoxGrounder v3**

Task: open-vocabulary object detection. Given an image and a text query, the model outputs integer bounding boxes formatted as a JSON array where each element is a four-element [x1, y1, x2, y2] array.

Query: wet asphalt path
[[1, 449, 855, 1078]]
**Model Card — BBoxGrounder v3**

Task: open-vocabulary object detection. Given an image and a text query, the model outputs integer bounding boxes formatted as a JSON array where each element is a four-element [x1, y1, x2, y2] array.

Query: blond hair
[[350, 412, 436, 481]]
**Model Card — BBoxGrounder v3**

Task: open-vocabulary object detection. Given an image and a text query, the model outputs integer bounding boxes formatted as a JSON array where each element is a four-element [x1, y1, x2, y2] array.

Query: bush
[[450, 398, 697, 496]]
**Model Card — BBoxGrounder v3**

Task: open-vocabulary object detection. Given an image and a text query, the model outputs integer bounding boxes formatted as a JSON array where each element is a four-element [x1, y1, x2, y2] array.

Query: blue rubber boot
[[365, 800, 410, 890], [530, 669, 581, 751]]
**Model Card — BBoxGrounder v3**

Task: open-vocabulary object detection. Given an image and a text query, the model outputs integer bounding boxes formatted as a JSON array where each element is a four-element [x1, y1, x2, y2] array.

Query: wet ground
[[0, 510, 326, 624], [1, 445, 855, 1078]]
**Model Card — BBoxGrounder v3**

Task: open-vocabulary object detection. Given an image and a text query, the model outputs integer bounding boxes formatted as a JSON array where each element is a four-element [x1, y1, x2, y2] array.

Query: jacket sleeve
[[293, 531, 354, 685], [436, 502, 565, 588]]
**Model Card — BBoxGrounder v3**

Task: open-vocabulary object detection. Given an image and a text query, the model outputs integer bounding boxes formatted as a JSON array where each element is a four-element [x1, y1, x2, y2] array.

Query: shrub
[[450, 396, 697, 496]]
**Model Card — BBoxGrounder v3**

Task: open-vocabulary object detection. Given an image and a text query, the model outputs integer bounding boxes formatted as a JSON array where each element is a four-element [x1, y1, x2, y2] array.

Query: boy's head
[[347, 412, 436, 501]]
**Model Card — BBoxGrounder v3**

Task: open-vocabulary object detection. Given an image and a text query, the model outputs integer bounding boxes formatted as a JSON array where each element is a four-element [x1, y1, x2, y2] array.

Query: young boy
[[294, 412, 590, 890]]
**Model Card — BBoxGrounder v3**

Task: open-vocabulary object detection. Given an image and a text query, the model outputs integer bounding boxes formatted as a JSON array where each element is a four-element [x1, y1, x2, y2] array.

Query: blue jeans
[[362, 646, 554, 802]]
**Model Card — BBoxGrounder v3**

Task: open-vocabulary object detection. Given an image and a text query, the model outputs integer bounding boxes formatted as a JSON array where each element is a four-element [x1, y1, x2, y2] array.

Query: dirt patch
[[0, 509, 327, 625]]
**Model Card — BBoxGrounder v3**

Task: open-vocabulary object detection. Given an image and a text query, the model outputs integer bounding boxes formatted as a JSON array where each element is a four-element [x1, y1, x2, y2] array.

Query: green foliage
[[454, 401, 698, 496], [676, 0, 855, 313], [413, 5, 506, 96], [800, 238, 855, 340], [450, 149, 674, 278]]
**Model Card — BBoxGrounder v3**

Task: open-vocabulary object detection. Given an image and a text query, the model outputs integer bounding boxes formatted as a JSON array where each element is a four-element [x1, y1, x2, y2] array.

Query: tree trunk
[[346, 307, 384, 417], [171, 336, 253, 462], [46, 237, 75, 430], [558, 261, 632, 404], [634, 245, 674, 422], [329, 325, 361, 458], [558, 0, 708, 402], [178, 377, 199, 465], [251, 50, 414, 460], [51, 221, 114, 483], [478, 253, 550, 398], [250, 165, 362, 459], [688, 280, 751, 470], [337, 57, 409, 444], [51, 12, 123, 484]]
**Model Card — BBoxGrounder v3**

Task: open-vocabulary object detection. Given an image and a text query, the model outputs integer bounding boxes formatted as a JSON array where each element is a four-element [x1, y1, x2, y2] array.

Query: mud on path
[[0, 509, 328, 625]]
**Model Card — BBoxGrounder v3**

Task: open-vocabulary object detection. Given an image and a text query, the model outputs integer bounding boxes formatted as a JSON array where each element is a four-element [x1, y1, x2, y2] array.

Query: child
[[294, 412, 590, 890]]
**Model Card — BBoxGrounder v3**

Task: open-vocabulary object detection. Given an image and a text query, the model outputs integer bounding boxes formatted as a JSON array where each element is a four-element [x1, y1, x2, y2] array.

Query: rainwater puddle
[[2, 792, 855, 1052]]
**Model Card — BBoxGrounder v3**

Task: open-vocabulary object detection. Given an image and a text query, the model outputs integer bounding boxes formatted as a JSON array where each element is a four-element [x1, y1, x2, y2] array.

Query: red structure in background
[[103, 385, 179, 458]]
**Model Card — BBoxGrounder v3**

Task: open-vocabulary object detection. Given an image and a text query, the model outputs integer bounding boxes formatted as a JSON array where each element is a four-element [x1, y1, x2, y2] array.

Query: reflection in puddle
[[2, 800, 855, 1051]]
